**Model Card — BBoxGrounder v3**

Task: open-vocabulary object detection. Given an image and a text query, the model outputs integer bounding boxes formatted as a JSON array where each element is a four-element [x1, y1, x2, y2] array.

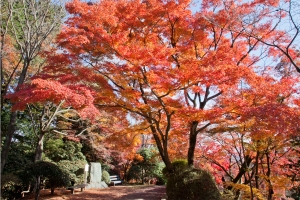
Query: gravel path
[[23, 185, 167, 200]]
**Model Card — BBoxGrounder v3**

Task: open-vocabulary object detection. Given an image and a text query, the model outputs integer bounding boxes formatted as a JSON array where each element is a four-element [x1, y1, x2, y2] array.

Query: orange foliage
[[7, 1, 300, 197]]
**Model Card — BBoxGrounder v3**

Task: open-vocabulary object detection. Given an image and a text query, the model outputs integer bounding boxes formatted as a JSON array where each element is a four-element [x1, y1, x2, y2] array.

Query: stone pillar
[[84, 164, 89, 184], [86, 162, 108, 189]]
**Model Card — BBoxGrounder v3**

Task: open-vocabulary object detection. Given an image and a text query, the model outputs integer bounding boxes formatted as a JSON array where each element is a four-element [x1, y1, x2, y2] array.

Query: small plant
[[102, 170, 111, 185]]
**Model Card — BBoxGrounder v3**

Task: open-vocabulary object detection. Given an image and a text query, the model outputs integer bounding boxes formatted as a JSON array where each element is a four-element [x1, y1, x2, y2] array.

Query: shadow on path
[[23, 185, 167, 200], [120, 185, 167, 200]]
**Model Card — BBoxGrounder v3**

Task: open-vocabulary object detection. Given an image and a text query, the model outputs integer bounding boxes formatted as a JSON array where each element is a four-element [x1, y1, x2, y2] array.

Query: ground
[[23, 185, 167, 200]]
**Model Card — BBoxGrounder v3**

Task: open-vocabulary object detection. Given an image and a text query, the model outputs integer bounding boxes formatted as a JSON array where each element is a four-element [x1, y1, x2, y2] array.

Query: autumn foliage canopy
[[7, 0, 300, 199]]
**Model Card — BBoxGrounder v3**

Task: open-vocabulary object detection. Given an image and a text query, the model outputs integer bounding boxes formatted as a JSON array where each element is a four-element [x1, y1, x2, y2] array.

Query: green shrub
[[21, 161, 70, 193], [57, 160, 86, 184], [102, 170, 111, 185], [1, 174, 23, 200], [162, 159, 188, 178], [152, 162, 166, 185], [166, 167, 221, 200], [127, 165, 142, 182]]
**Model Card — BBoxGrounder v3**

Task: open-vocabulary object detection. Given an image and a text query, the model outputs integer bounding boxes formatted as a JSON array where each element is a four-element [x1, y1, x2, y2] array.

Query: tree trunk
[[51, 188, 55, 195], [1, 61, 30, 173], [187, 121, 198, 166], [254, 151, 260, 189], [187, 121, 210, 167], [1, 111, 17, 173], [35, 176, 41, 200], [33, 132, 45, 200], [34, 132, 45, 162], [266, 152, 274, 200], [152, 132, 173, 171]]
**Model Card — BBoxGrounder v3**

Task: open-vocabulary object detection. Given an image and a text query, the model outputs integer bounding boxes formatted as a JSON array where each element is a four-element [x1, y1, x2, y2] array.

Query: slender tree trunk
[[152, 132, 173, 172], [187, 121, 198, 166], [1, 111, 17, 172], [232, 155, 253, 184], [187, 121, 210, 167], [1, 61, 30, 173], [255, 151, 260, 189], [266, 152, 274, 200], [34, 132, 45, 162], [0, 30, 5, 109], [35, 176, 41, 200], [33, 132, 45, 200]]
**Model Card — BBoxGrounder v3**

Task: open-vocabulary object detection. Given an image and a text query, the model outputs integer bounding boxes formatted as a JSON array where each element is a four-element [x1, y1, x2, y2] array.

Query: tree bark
[[266, 152, 274, 200], [152, 132, 173, 172], [187, 122, 210, 166], [1, 111, 17, 172], [1, 60, 29, 173], [34, 176, 41, 200], [187, 121, 198, 166], [34, 132, 45, 162]]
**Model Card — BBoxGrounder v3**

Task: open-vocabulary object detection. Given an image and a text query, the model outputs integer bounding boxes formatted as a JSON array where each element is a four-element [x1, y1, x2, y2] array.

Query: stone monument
[[86, 162, 108, 189]]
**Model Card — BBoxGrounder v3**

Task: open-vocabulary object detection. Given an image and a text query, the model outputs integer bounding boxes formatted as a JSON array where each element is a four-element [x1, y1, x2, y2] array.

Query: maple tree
[[197, 74, 300, 199], [42, 0, 255, 172]]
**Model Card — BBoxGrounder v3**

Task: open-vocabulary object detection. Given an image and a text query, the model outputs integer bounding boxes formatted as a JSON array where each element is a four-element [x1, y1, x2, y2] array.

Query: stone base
[[86, 181, 108, 189]]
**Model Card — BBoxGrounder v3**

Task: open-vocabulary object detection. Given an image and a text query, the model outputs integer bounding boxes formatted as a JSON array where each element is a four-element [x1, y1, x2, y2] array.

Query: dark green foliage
[[3, 142, 35, 175], [162, 159, 188, 178], [57, 160, 86, 183], [21, 161, 70, 189], [102, 170, 111, 185], [166, 167, 221, 200], [45, 138, 86, 162], [1, 174, 23, 200], [127, 148, 164, 184], [152, 162, 166, 185], [127, 164, 142, 182], [290, 186, 300, 200], [44, 137, 87, 184]]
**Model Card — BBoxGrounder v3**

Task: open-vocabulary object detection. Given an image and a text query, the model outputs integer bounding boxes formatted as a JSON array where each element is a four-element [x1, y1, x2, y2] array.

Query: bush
[[166, 167, 221, 200], [21, 161, 70, 193], [102, 170, 111, 185], [127, 165, 142, 182], [152, 162, 166, 185], [57, 160, 86, 184], [162, 159, 188, 178], [1, 174, 23, 200]]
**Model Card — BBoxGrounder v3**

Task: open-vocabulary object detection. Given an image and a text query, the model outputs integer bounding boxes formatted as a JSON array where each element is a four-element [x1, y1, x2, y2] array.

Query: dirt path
[[23, 185, 167, 200]]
